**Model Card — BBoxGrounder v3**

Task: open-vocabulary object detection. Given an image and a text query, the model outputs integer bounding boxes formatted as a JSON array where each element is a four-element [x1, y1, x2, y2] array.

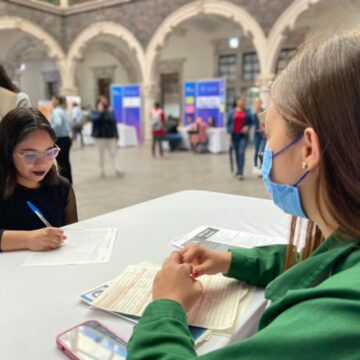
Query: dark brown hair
[[271, 32, 360, 267], [0, 64, 19, 93], [0, 107, 59, 199], [53, 95, 66, 107]]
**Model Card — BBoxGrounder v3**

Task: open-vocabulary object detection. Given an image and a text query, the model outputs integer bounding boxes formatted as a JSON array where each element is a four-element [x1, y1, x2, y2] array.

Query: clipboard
[[0, 87, 17, 118]]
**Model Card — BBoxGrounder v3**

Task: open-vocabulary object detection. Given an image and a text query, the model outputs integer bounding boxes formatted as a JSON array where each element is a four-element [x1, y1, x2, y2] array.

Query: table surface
[[0, 190, 290, 359]]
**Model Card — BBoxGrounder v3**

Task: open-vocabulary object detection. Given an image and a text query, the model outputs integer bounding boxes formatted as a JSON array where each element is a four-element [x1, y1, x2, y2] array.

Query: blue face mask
[[261, 135, 309, 218]]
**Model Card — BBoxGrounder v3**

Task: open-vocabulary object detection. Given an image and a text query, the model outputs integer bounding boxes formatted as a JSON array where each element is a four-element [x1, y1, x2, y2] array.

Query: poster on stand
[[183, 78, 226, 127], [111, 84, 142, 142]]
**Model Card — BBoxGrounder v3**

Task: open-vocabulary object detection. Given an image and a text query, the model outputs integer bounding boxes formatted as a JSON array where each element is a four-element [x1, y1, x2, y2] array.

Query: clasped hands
[[153, 245, 232, 311]]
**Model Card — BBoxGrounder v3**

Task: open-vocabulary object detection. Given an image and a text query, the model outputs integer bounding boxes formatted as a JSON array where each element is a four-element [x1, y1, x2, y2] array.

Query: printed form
[[93, 265, 248, 330], [22, 228, 117, 266], [172, 226, 287, 251]]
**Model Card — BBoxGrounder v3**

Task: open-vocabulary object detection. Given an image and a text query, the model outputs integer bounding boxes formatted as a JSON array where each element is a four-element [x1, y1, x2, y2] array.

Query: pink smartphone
[[56, 320, 128, 359]]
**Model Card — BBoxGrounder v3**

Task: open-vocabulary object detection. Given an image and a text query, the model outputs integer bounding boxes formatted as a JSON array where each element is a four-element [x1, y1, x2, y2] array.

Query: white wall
[[77, 50, 129, 108], [160, 26, 216, 81], [19, 59, 58, 106]]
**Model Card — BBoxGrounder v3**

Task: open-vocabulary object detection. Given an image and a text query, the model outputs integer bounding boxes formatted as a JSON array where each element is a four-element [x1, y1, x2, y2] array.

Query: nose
[[34, 154, 47, 165]]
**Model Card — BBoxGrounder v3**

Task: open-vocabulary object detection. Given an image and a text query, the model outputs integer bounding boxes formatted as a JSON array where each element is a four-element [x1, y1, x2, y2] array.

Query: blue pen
[[26, 201, 52, 227]]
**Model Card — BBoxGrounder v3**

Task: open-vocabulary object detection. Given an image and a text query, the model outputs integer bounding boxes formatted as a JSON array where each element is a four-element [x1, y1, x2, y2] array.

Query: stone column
[[142, 82, 160, 141], [256, 73, 276, 109]]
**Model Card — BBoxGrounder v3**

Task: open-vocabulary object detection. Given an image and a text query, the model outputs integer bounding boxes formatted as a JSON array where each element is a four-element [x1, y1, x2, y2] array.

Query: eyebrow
[[19, 146, 55, 152]]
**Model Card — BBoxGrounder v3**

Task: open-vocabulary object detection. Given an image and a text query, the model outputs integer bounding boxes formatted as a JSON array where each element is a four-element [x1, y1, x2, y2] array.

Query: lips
[[32, 171, 47, 177]]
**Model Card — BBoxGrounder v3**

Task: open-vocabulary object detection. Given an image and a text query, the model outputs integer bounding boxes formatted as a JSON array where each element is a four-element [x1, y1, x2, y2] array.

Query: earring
[[302, 161, 308, 170]]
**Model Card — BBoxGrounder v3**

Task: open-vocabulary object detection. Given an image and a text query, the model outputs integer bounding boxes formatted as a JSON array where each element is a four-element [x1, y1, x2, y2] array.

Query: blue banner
[[111, 84, 142, 141], [183, 79, 225, 127]]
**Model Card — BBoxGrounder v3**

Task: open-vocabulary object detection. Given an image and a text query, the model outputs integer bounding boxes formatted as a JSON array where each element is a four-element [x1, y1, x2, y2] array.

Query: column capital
[[255, 73, 276, 89], [142, 83, 159, 98], [61, 86, 79, 96]]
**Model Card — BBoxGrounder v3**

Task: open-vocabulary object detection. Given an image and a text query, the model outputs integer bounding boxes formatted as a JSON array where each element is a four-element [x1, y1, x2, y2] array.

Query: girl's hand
[[153, 251, 203, 311], [181, 244, 232, 277], [27, 228, 66, 251]]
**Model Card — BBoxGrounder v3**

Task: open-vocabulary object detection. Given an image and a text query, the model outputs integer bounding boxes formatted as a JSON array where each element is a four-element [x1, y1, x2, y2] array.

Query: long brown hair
[[271, 32, 360, 268], [0, 108, 59, 199]]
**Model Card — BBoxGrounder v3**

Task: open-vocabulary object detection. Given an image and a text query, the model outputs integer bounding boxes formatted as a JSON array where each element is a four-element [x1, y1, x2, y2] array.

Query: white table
[[82, 122, 138, 148], [0, 191, 290, 359], [178, 127, 229, 153]]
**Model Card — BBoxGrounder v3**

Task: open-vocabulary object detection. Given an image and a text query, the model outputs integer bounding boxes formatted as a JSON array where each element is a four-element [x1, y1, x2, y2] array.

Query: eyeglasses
[[16, 145, 60, 165]]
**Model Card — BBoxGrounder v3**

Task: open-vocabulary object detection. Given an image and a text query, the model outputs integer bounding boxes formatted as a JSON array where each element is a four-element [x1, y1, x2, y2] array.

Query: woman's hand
[[241, 125, 250, 134], [153, 251, 203, 311], [27, 228, 66, 251], [181, 244, 232, 277]]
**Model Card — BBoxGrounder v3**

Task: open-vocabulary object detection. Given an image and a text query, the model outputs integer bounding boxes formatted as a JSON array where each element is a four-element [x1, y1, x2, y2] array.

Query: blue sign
[[111, 84, 142, 141], [183, 79, 226, 127]]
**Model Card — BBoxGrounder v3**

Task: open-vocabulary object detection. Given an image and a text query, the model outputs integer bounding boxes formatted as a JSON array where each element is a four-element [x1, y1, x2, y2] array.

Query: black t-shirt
[[0, 176, 70, 232]]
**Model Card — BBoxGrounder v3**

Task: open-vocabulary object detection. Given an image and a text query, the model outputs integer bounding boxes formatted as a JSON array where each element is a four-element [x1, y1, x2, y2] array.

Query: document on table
[[22, 228, 117, 266], [172, 225, 287, 251], [93, 264, 248, 330]]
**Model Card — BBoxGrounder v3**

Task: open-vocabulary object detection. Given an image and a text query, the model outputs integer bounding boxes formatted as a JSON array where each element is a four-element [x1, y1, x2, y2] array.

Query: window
[[242, 52, 260, 81], [276, 48, 296, 73], [218, 54, 237, 81]]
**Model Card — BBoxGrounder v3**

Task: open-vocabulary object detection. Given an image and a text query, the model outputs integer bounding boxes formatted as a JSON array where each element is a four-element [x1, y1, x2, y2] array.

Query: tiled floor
[[71, 143, 269, 221]]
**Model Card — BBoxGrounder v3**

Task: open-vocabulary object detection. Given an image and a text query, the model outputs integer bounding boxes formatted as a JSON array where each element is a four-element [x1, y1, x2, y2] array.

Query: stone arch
[[0, 16, 66, 88], [265, 0, 322, 75], [145, 0, 267, 84], [66, 22, 146, 93]]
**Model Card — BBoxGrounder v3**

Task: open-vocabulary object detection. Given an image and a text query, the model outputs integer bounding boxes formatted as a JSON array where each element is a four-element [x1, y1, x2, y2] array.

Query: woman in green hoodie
[[127, 32, 360, 360]]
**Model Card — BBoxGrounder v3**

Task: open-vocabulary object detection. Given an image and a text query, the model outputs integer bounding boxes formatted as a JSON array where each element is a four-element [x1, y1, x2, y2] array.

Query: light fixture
[[229, 36, 240, 49], [20, 63, 26, 72]]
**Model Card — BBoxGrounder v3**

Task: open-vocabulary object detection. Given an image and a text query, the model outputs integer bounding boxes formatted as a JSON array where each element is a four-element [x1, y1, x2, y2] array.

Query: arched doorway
[[66, 21, 146, 106], [0, 16, 66, 105]]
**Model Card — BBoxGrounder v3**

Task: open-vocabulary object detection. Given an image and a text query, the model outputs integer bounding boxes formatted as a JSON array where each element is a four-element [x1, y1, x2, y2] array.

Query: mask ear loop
[[293, 171, 309, 187], [273, 134, 304, 158]]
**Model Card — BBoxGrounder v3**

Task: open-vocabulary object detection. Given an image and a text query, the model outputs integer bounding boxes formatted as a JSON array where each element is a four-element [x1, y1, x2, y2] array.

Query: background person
[[0, 108, 78, 252], [150, 102, 166, 158], [71, 102, 84, 148], [90, 95, 119, 177], [0, 64, 31, 120], [51, 96, 73, 184], [227, 95, 252, 180], [252, 97, 266, 175]]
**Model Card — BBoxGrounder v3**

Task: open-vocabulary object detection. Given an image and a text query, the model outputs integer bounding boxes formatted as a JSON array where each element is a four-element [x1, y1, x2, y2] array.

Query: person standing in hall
[[71, 102, 84, 148], [90, 95, 120, 178], [0, 64, 31, 120], [50, 96, 73, 184], [227, 95, 252, 180], [252, 97, 266, 175], [150, 102, 166, 158]]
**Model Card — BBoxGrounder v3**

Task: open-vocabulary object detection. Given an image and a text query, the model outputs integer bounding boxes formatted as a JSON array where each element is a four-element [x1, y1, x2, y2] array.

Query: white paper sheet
[[172, 226, 287, 251], [93, 264, 247, 330], [22, 228, 117, 266]]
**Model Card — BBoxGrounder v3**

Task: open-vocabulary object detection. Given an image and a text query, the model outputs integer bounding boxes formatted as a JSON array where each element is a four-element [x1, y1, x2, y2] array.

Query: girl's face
[[264, 102, 304, 185], [12, 130, 56, 188]]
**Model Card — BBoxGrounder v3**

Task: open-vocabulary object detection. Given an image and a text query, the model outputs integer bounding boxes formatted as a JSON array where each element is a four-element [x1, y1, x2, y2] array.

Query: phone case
[[56, 320, 128, 360]]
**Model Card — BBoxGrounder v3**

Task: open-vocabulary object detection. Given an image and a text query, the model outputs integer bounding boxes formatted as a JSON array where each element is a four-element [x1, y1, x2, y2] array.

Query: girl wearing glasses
[[0, 108, 78, 252], [127, 32, 360, 359]]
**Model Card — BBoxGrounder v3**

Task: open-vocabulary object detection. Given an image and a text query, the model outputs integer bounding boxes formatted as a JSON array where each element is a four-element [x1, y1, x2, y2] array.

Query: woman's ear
[[302, 127, 321, 170]]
